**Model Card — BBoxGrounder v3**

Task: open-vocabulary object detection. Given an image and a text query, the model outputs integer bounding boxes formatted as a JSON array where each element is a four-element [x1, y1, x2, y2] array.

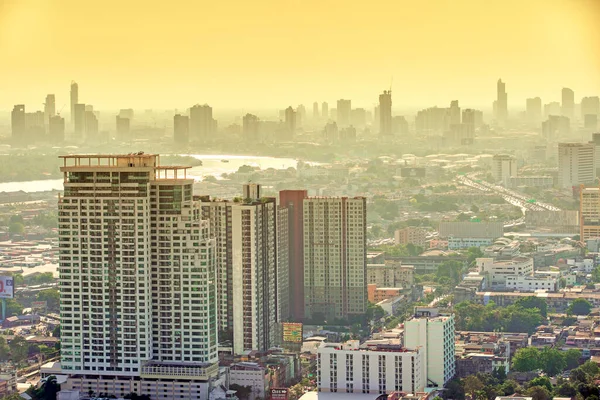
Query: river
[[0, 154, 301, 193]]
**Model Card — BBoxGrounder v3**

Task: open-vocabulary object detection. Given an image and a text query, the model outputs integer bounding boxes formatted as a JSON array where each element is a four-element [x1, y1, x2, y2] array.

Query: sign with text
[[282, 322, 303, 343], [270, 388, 288, 400], [0, 276, 13, 299]]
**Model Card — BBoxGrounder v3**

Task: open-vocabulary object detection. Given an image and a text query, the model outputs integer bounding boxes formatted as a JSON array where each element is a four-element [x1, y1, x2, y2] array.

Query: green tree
[[10, 336, 29, 363], [564, 348, 582, 370], [526, 386, 551, 400], [568, 298, 592, 315], [8, 222, 24, 236], [514, 296, 548, 318], [512, 347, 541, 372], [36, 289, 59, 311], [528, 376, 552, 392], [445, 380, 465, 400], [462, 375, 484, 399], [437, 260, 464, 285], [580, 360, 600, 376], [6, 299, 23, 317], [492, 365, 507, 382], [569, 367, 589, 383], [555, 382, 577, 397], [540, 347, 566, 376]]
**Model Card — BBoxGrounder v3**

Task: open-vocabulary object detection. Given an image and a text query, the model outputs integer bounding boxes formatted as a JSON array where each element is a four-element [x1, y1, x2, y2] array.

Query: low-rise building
[[505, 275, 558, 292], [317, 340, 426, 394], [395, 227, 428, 247], [367, 262, 414, 288], [368, 285, 403, 303], [477, 257, 534, 289], [448, 238, 494, 250]]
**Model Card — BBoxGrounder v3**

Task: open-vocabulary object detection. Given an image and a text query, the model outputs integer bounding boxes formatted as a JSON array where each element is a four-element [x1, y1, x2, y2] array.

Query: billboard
[[270, 388, 288, 400], [0, 276, 13, 299], [400, 167, 426, 178], [32, 301, 47, 310], [282, 322, 303, 343]]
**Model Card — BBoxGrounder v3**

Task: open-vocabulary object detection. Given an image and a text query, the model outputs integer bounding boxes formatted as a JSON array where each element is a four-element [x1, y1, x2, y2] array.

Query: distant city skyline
[[1, 0, 599, 110]]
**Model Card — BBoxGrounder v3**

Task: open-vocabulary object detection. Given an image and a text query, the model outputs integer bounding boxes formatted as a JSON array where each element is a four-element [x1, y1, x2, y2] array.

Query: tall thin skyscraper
[[58, 154, 219, 399], [279, 190, 308, 321], [44, 94, 56, 126], [70, 81, 78, 126], [173, 114, 190, 144], [526, 97, 542, 126], [199, 184, 281, 354], [562, 88, 575, 120], [557, 142, 595, 189], [321, 102, 329, 121], [313, 102, 320, 119], [189, 104, 214, 140], [337, 99, 351, 127], [116, 116, 131, 141], [284, 106, 296, 138], [243, 113, 260, 142], [11, 105, 26, 142], [379, 90, 392, 136], [303, 197, 367, 321], [496, 79, 508, 127], [49, 115, 65, 142], [448, 100, 461, 126], [73, 104, 86, 137]]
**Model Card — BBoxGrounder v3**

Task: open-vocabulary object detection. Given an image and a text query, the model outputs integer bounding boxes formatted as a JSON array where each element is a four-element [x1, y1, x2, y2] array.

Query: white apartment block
[[558, 142, 595, 189], [404, 308, 455, 387], [477, 257, 534, 289], [58, 154, 219, 399], [200, 184, 281, 355], [492, 155, 517, 186], [303, 197, 367, 321], [317, 340, 425, 394]]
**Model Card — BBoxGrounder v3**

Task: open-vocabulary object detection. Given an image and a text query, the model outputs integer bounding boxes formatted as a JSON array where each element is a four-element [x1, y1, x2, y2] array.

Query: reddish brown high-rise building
[[279, 190, 308, 321]]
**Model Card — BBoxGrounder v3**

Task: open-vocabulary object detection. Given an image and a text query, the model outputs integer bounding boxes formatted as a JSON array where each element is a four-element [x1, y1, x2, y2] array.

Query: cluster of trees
[[371, 197, 400, 220], [0, 335, 56, 365], [0, 154, 62, 183], [512, 347, 581, 375], [13, 272, 55, 286], [445, 363, 600, 400], [454, 298, 546, 334]]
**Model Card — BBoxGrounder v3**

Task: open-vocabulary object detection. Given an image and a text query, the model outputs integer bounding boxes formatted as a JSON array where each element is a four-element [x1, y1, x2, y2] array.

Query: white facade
[[58, 154, 219, 399], [492, 155, 517, 186], [303, 197, 367, 320], [477, 257, 534, 289], [558, 142, 595, 189], [404, 310, 455, 387], [505, 275, 557, 292], [317, 340, 425, 394], [229, 363, 268, 400]]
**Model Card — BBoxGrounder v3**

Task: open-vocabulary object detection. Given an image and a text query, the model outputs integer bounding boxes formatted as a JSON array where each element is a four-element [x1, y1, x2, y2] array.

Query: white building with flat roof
[[317, 340, 425, 395], [403, 308, 455, 387], [477, 257, 534, 289]]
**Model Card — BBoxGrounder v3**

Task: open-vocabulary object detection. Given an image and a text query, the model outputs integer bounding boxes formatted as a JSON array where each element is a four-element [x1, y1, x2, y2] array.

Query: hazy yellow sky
[[1, 0, 599, 111]]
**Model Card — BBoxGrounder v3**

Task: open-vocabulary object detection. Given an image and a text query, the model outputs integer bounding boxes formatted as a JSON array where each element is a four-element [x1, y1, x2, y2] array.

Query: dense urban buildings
[[580, 186, 600, 241]]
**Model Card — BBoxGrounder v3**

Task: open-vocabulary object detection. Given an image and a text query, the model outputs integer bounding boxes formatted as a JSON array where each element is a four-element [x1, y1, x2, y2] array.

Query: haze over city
[[1, 0, 600, 111], [2, 1, 600, 400]]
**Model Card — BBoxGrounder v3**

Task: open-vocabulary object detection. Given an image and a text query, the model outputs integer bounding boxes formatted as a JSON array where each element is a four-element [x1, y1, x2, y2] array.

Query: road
[[457, 175, 561, 213]]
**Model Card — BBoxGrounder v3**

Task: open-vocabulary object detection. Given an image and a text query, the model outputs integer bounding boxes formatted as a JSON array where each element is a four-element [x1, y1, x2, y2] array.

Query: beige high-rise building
[[492, 154, 517, 186], [395, 226, 427, 247], [58, 154, 220, 399], [199, 184, 286, 354], [558, 142, 595, 189], [580, 185, 600, 241], [303, 197, 367, 321]]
